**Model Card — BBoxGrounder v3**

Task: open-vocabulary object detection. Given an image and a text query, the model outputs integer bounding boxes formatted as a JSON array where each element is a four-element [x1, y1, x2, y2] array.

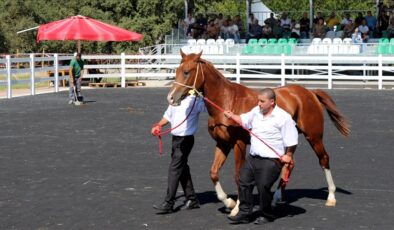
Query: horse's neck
[[201, 64, 257, 114], [201, 65, 236, 111]]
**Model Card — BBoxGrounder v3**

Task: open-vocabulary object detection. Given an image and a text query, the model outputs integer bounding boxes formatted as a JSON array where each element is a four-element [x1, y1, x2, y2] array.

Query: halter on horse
[[168, 51, 350, 216]]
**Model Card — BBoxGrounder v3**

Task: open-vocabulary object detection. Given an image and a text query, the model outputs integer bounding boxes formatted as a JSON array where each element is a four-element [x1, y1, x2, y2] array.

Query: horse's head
[[167, 50, 204, 106]]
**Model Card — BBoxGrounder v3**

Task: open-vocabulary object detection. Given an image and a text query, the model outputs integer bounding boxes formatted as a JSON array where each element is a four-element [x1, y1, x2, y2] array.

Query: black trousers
[[164, 135, 196, 205], [238, 155, 282, 217]]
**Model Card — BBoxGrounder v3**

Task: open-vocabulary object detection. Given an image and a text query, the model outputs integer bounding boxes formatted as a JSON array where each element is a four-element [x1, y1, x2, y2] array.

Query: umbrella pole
[[77, 40, 81, 53]]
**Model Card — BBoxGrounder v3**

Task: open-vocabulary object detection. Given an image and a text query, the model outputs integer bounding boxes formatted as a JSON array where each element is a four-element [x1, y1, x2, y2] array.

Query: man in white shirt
[[151, 95, 206, 214], [224, 88, 298, 225]]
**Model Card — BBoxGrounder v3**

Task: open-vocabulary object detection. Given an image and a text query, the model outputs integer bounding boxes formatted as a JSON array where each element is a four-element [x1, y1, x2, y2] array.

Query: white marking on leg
[[324, 168, 337, 206], [214, 181, 236, 208], [229, 199, 240, 216]]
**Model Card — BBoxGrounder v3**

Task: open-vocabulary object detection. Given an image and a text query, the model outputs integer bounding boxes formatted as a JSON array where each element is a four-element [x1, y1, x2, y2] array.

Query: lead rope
[[173, 62, 293, 183], [152, 63, 201, 155]]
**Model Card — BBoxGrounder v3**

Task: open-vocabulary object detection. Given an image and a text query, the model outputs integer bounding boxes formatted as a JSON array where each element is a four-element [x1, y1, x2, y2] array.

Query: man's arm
[[224, 110, 241, 124], [281, 145, 297, 163], [151, 118, 169, 135]]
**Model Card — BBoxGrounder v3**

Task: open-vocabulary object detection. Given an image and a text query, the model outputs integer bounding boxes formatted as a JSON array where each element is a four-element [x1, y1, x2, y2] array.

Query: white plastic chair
[[332, 38, 342, 54], [216, 38, 225, 54], [206, 39, 217, 55], [225, 39, 235, 53], [342, 38, 352, 54], [322, 38, 332, 54]]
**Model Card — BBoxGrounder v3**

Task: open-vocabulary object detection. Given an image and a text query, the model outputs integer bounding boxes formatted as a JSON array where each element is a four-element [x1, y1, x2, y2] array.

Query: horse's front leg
[[229, 140, 247, 217], [210, 144, 236, 209]]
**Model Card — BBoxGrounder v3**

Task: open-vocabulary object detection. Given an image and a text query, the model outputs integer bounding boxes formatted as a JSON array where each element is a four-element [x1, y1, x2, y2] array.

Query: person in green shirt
[[68, 53, 85, 104]]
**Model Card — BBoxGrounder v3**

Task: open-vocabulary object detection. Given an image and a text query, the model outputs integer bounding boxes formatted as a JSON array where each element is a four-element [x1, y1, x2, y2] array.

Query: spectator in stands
[[365, 10, 377, 34], [299, 12, 310, 39], [215, 13, 225, 28], [351, 27, 363, 43], [341, 13, 353, 28], [206, 19, 220, 39], [313, 12, 324, 25], [342, 21, 355, 39], [291, 23, 301, 39], [326, 12, 340, 31], [355, 12, 364, 27], [220, 19, 230, 40], [261, 22, 273, 39], [264, 12, 276, 30], [246, 18, 262, 42], [183, 12, 195, 38], [227, 18, 241, 43], [272, 19, 283, 39], [313, 18, 327, 39], [387, 18, 394, 39], [191, 13, 207, 39], [358, 19, 369, 42], [234, 15, 245, 39], [280, 12, 291, 32], [248, 13, 255, 30]]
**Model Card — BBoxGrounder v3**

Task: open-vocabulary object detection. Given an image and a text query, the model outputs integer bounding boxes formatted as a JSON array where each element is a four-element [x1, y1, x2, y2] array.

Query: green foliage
[[0, 0, 386, 54]]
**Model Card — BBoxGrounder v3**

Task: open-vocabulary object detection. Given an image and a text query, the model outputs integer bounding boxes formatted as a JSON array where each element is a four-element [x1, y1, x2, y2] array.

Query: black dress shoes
[[181, 199, 200, 210], [227, 213, 250, 224], [254, 216, 274, 225], [153, 202, 174, 214]]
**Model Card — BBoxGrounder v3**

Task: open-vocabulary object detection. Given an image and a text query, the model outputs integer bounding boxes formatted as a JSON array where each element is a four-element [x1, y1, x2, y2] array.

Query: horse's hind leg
[[210, 144, 236, 209], [308, 137, 337, 206]]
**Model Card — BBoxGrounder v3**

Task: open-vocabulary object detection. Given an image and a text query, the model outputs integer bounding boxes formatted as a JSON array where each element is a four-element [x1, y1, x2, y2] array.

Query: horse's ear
[[191, 51, 203, 63], [180, 49, 186, 59], [196, 51, 203, 60]]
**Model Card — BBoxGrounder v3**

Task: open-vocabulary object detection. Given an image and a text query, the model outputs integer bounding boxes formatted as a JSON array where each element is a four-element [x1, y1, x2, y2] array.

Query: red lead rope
[[152, 97, 197, 155]]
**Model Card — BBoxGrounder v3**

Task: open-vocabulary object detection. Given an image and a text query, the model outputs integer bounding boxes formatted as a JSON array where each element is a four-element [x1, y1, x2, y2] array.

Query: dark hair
[[259, 88, 276, 101], [76, 52, 82, 57]]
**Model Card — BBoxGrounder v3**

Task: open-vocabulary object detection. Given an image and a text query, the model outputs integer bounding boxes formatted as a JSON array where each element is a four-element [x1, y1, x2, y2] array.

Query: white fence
[[1, 52, 394, 99]]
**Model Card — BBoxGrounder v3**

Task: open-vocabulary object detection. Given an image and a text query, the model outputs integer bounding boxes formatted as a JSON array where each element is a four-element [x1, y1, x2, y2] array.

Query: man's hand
[[281, 154, 293, 164], [151, 124, 161, 136], [224, 110, 233, 119]]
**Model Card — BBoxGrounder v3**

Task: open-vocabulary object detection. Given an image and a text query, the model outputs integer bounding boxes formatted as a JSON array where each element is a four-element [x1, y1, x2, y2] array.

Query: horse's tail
[[312, 89, 350, 137]]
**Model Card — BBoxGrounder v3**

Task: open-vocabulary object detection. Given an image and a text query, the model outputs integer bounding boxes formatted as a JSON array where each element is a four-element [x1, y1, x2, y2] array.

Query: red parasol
[[37, 15, 143, 52]]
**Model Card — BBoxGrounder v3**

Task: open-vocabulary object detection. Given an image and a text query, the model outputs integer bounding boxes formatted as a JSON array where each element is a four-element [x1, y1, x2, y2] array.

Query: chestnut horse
[[167, 51, 350, 216]]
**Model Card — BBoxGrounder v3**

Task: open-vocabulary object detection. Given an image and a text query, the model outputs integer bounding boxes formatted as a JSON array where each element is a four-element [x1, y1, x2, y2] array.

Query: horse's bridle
[[173, 61, 205, 97]]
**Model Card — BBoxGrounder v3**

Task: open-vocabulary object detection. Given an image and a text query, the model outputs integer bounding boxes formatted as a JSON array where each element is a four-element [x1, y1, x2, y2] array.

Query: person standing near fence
[[68, 53, 84, 104]]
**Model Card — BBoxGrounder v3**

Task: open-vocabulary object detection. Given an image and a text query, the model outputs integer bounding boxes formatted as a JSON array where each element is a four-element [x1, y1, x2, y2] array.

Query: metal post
[[6, 55, 12, 99], [309, 0, 314, 31], [236, 53, 241, 84], [281, 54, 285, 86], [54, 54, 59, 92], [328, 50, 332, 89], [378, 54, 382, 89], [121, 52, 126, 88], [246, 0, 250, 39], [30, 54, 35, 95]]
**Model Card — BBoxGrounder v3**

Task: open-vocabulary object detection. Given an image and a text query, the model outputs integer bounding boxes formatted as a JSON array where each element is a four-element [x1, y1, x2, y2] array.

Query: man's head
[[76, 53, 82, 61], [257, 88, 276, 114]]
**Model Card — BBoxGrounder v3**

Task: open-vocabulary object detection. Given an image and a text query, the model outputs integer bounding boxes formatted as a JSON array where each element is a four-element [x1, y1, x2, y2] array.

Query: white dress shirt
[[240, 105, 298, 158], [163, 95, 206, 136]]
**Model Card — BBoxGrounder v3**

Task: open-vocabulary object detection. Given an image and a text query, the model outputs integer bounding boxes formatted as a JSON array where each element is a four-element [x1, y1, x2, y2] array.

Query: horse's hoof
[[224, 198, 236, 209], [325, 199, 336, 207], [229, 207, 239, 217]]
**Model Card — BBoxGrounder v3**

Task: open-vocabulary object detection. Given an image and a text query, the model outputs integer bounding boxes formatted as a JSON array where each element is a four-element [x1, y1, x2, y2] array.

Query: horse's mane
[[200, 57, 256, 96]]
